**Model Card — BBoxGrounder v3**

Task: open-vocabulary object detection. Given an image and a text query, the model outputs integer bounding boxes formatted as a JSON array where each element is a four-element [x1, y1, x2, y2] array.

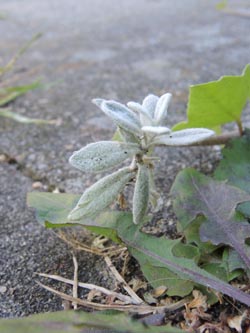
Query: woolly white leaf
[[141, 126, 171, 135], [142, 94, 159, 118], [148, 168, 163, 212], [133, 164, 149, 224], [92, 98, 103, 107], [118, 127, 140, 144], [68, 167, 135, 221], [93, 99, 141, 134], [151, 128, 215, 146], [69, 141, 141, 173], [127, 101, 146, 114], [127, 101, 154, 126], [154, 93, 172, 125]]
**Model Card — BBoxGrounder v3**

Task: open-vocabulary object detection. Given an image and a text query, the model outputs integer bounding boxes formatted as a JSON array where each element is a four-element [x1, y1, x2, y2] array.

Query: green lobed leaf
[[214, 130, 250, 218], [141, 242, 199, 297], [172, 64, 250, 131], [221, 247, 246, 275], [117, 221, 250, 306], [69, 141, 141, 173], [171, 168, 250, 271], [176, 215, 218, 255], [0, 310, 184, 333], [141, 264, 194, 297], [200, 249, 243, 282], [27, 192, 250, 304]]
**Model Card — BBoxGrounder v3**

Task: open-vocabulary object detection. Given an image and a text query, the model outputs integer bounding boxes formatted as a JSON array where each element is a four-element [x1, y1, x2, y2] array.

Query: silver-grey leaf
[[127, 101, 153, 126], [141, 125, 171, 135], [133, 164, 149, 224], [142, 94, 159, 118], [151, 128, 215, 146], [148, 168, 163, 212], [95, 99, 141, 134], [118, 127, 140, 144], [68, 167, 135, 221], [154, 93, 172, 125], [69, 141, 141, 173]]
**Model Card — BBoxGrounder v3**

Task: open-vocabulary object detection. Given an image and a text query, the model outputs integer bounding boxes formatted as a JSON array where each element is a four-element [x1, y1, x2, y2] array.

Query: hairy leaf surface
[[133, 164, 149, 224], [68, 167, 135, 221], [69, 141, 141, 173], [214, 131, 250, 217], [93, 99, 141, 134]]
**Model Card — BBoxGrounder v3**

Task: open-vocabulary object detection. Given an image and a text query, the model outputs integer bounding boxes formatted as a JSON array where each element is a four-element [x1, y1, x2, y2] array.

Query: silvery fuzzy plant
[[68, 93, 214, 224]]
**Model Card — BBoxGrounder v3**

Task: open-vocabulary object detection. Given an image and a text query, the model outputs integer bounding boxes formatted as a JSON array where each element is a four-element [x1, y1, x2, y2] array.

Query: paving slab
[[1, 0, 250, 317], [0, 163, 113, 318]]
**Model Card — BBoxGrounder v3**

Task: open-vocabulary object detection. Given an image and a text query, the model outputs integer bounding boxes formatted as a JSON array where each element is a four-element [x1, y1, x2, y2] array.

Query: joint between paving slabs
[[0, 152, 61, 192]]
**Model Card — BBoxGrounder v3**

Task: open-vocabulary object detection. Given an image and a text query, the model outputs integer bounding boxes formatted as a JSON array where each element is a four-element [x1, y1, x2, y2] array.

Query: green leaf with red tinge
[[117, 221, 250, 306], [27, 192, 250, 305], [214, 130, 250, 218], [171, 168, 250, 271]]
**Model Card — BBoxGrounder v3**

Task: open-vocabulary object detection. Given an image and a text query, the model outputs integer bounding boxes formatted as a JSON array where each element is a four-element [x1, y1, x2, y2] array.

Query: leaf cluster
[[68, 94, 213, 224], [27, 65, 250, 309]]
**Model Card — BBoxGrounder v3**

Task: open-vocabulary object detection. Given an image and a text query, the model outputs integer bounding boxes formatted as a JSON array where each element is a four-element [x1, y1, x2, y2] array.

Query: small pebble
[[64, 144, 74, 150], [32, 181, 43, 189], [0, 154, 7, 163], [0, 286, 7, 293]]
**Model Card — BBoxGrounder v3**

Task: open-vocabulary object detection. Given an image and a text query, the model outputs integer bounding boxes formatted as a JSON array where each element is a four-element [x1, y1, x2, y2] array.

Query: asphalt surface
[[1, 0, 250, 317]]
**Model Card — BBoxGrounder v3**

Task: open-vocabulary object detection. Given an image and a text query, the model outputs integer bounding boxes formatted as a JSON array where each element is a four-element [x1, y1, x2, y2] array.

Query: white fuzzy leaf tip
[[93, 99, 141, 134]]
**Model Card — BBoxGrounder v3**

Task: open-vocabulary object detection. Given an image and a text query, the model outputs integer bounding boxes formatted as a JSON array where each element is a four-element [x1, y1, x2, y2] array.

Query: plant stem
[[236, 119, 244, 136]]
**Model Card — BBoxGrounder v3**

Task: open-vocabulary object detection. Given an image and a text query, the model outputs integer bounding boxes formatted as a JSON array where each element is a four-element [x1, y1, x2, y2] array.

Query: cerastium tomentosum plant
[[68, 93, 214, 224]]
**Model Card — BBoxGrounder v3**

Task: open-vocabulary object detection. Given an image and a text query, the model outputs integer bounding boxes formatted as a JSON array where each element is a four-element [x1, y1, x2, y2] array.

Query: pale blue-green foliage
[[68, 167, 135, 221], [69, 141, 141, 173], [69, 93, 214, 224], [133, 164, 150, 224]]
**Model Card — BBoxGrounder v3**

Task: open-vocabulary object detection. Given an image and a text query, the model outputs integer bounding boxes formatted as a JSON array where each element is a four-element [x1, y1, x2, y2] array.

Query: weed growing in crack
[[68, 93, 214, 224]]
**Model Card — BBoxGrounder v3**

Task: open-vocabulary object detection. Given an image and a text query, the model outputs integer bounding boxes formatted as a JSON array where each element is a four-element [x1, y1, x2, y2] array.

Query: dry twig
[[72, 253, 78, 310], [104, 256, 144, 305], [37, 273, 136, 304], [36, 281, 188, 314]]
